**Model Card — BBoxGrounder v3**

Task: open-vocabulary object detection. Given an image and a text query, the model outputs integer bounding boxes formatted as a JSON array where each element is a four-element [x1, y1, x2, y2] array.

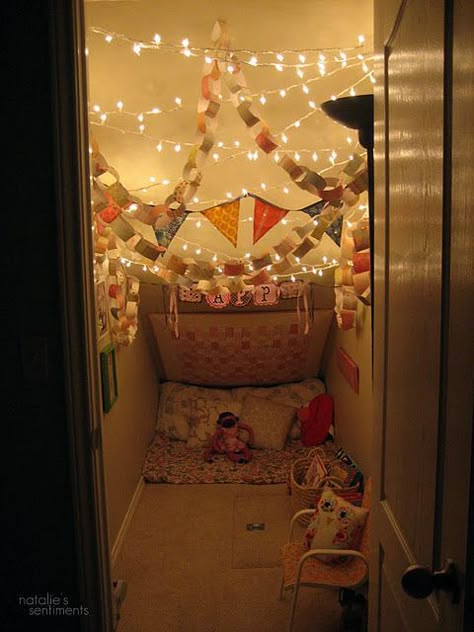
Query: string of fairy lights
[[89, 26, 372, 285]]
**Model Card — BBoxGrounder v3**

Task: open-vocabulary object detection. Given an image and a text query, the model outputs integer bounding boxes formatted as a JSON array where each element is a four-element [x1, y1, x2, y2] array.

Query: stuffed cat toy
[[204, 412, 254, 464]]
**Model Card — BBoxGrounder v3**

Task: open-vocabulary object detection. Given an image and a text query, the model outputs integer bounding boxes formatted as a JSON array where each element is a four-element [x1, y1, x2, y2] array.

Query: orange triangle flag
[[253, 198, 288, 244], [203, 199, 240, 248]]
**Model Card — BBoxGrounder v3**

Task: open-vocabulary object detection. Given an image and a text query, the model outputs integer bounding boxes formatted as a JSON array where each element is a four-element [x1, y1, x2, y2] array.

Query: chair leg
[[288, 583, 300, 632]]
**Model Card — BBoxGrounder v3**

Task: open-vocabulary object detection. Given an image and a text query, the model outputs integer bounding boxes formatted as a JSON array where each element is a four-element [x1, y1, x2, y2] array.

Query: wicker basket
[[289, 451, 360, 526]]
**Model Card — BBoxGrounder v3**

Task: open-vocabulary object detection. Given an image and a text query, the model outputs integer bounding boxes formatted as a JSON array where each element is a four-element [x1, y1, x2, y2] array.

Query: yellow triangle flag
[[203, 199, 240, 248]]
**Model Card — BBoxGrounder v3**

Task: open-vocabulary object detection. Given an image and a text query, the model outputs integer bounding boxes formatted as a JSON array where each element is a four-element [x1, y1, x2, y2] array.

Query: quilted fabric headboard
[[148, 310, 332, 386]]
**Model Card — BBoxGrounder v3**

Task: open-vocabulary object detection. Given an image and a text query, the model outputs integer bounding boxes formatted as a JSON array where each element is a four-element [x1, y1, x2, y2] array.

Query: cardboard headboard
[[147, 310, 333, 386]]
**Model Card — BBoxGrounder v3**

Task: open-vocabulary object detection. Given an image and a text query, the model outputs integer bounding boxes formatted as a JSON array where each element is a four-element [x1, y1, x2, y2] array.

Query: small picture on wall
[[100, 344, 118, 413], [96, 280, 109, 342]]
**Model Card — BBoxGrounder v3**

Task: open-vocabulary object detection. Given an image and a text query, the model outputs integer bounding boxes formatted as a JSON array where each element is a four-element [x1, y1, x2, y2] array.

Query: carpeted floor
[[112, 482, 342, 632]]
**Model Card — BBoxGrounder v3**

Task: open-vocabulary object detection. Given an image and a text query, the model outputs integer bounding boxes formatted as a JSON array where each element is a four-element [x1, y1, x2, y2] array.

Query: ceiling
[[85, 0, 373, 266]]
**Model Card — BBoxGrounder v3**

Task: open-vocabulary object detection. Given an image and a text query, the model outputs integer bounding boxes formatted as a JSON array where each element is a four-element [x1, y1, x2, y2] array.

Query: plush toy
[[204, 412, 254, 463]]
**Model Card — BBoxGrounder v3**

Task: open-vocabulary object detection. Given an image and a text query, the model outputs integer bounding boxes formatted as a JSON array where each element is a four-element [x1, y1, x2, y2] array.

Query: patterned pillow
[[240, 395, 296, 450], [232, 378, 326, 439], [304, 489, 368, 563], [187, 399, 242, 447], [157, 382, 232, 441]]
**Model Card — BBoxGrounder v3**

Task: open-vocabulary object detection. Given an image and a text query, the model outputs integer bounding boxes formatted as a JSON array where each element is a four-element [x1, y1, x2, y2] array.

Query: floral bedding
[[142, 433, 316, 484]]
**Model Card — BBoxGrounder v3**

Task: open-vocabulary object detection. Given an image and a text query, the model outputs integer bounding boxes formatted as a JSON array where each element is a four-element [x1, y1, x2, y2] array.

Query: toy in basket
[[289, 447, 363, 526]]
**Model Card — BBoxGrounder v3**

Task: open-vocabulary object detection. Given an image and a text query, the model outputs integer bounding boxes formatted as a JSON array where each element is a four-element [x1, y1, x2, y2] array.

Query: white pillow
[[156, 382, 232, 441]]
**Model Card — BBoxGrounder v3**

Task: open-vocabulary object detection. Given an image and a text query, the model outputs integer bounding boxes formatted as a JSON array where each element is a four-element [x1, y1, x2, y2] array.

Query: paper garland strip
[[334, 214, 371, 330]]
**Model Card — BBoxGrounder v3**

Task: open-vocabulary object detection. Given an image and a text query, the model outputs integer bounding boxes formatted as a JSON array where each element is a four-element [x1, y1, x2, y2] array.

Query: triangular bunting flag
[[203, 199, 240, 247], [253, 198, 288, 244]]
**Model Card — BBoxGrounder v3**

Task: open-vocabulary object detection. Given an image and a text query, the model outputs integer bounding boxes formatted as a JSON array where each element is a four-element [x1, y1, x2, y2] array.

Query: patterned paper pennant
[[203, 199, 240, 247], [253, 198, 288, 244], [301, 200, 343, 246], [154, 214, 187, 249]]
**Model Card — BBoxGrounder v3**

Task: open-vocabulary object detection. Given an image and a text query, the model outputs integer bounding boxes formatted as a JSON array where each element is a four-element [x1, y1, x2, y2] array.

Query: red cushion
[[298, 394, 334, 446]]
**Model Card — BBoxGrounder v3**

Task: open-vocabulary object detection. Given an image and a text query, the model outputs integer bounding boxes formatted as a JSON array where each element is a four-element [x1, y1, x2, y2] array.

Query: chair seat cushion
[[280, 542, 368, 590]]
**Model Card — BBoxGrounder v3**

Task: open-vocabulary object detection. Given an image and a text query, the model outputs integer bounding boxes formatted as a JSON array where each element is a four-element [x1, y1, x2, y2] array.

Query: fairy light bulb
[[253, 151, 258, 160], [153, 34, 161, 45], [331, 95, 337, 101], [281, 218, 288, 225], [245, 252, 251, 259], [275, 254, 281, 261], [273, 276, 278, 282], [116, 101, 123, 110], [318, 269, 323, 277], [283, 187, 289, 194], [294, 120, 301, 128], [358, 34, 365, 45], [133, 43, 142, 55], [312, 267, 317, 275], [259, 95, 266, 105], [175, 97, 182, 106], [217, 141, 224, 148], [295, 256, 300, 263], [281, 133, 288, 144], [299, 54, 306, 63], [196, 220, 202, 228], [152, 107, 160, 114], [274, 152, 280, 162], [137, 113, 144, 122], [156, 142, 163, 152], [275, 64, 283, 72], [226, 192, 233, 198], [312, 152, 318, 162], [195, 248, 202, 255], [279, 89, 286, 98], [276, 53, 284, 62], [149, 176, 156, 183], [227, 64, 234, 73], [247, 151, 253, 160], [308, 100, 316, 109], [182, 38, 189, 47], [217, 266, 223, 273], [323, 255, 328, 263], [297, 68, 304, 79], [350, 87, 356, 96], [162, 179, 170, 185], [302, 84, 309, 94], [105, 34, 113, 43], [241, 188, 248, 196], [193, 196, 199, 203], [213, 152, 219, 161], [302, 266, 307, 273], [260, 182, 266, 190], [139, 124, 145, 132], [142, 265, 147, 272], [294, 152, 301, 161], [175, 144, 181, 152], [100, 113, 107, 122], [249, 56, 258, 66], [183, 48, 192, 57], [362, 62, 369, 73], [212, 254, 218, 262], [370, 74, 376, 84], [291, 275, 296, 282], [205, 55, 213, 64], [234, 140, 240, 147], [347, 136, 353, 144], [93, 104, 101, 112]]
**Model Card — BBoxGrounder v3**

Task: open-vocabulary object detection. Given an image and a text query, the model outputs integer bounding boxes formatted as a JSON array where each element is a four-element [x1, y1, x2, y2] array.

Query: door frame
[[49, 1, 114, 630]]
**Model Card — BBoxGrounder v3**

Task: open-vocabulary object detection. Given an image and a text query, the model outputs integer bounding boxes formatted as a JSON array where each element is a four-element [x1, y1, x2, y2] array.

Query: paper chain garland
[[334, 215, 371, 329]]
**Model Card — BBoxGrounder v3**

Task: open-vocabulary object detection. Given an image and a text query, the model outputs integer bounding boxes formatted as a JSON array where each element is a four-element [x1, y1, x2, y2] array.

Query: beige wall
[[101, 322, 159, 548], [321, 304, 373, 477]]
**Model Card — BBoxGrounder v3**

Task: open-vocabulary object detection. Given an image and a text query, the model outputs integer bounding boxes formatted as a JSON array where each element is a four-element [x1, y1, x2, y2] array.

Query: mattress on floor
[[142, 433, 328, 485]]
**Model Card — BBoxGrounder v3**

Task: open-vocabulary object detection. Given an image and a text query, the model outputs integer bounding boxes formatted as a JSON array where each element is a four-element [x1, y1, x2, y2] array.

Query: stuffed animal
[[204, 412, 254, 463]]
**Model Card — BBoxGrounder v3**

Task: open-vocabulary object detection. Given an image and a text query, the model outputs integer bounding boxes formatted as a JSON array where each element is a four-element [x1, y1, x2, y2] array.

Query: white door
[[371, 0, 473, 630]]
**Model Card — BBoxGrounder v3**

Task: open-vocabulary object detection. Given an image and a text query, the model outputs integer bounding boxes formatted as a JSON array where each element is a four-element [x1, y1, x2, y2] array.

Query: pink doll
[[204, 412, 254, 464]]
